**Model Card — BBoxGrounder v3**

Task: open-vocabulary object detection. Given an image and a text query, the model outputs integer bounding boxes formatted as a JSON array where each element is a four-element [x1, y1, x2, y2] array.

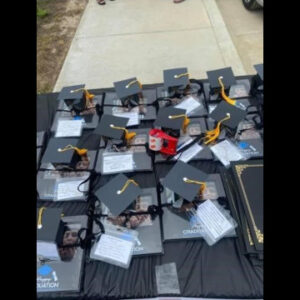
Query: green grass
[[37, 7, 48, 18]]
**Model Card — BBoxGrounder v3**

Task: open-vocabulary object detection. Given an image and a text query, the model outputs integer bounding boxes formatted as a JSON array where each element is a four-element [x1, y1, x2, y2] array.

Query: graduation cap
[[114, 77, 142, 106], [94, 174, 142, 216], [207, 67, 236, 93], [254, 64, 263, 82], [162, 161, 208, 202], [154, 107, 190, 134], [163, 68, 190, 92], [94, 114, 136, 141], [37, 207, 65, 260], [41, 137, 87, 167], [57, 84, 85, 102], [209, 101, 247, 130]]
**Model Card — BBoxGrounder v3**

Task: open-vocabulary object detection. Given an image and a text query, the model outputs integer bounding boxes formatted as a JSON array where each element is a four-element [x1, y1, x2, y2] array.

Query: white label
[[37, 241, 60, 260], [174, 143, 203, 163], [102, 154, 134, 174], [196, 200, 233, 239], [55, 119, 83, 137], [113, 112, 140, 127], [175, 96, 201, 116], [56, 180, 85, 201], [94, 234, 134, 265], [210, 140, 245, 167], [176, 138, 194, 151]]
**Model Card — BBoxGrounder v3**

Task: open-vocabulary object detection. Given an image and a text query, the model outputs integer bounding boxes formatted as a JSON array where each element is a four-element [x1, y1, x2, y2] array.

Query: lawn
[[37, 0, 88, 93]]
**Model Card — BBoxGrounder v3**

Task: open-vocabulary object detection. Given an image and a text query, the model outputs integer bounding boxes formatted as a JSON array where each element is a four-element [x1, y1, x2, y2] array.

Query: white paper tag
[[174, 143, 203, 163], [176, 137, 194, 152], [94, 234, 134, 265], [56, 180, 85, 201], [102, 154, 134, 174], [208, 104, 217, 114], [37, 241, 60, 260], [113, 112, 140, 127], [175, 96, 201, 116], [196, 200, 233, 240], [55, 119, 83, 137], [210, 140, 245, 167]]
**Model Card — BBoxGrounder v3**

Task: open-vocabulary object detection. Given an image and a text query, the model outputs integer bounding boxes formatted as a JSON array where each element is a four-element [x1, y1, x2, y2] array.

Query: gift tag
[[175, 96, 201, 116], [93, 234, 134, 266], [210, 139, 246, 167], [55, 180, 85, 201], [196, 200, 234, 244], [174, 143, 203, 163], [113, 111, 140, 127], [102, 153, 134, 174], [55, 119, 83, 137]]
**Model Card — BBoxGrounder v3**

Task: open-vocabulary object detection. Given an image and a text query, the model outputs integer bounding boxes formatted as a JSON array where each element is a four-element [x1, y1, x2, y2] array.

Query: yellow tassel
[[218, 76, 236, 106], [174, 72, 190, 79], [126, 79, 143, 89], [168, 114, 190, 133], [183, 177, 206, 196], [58, 145, 88, 156], [110, 124, 136, 141], [117, 179, 139, 195], [204, 113, 231, 145], [37, 207, 46, 229]]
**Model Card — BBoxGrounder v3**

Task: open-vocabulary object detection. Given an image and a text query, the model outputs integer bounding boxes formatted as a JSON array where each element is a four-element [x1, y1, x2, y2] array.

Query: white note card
[[94, 234, 134, 265], [196, 200, 233, 240], [113, 112, 140, 127], [175, 96, 201, 116], [210, 140, 245, 167], [56, 180, 85, 201], [55, 119, 83, 137], [174, 143, 203, 163], [102, 154, 134, 174]]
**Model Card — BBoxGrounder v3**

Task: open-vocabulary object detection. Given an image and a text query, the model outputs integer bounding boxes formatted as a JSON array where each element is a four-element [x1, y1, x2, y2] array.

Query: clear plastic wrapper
[[210, 139, 247, 168], [90, 224, 138, 269], [37, 170, 90, 201], [196, 199, 237, 246], [155, 262, 181, 295]]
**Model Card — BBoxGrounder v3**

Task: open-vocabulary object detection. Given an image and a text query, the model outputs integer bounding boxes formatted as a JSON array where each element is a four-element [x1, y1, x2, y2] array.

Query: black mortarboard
[[41, 138, 80, 165], [94, 115, 129, 139], [57, 84, 85, 101], [254, 64, 263, 81], [162, 161, 208, 202], [114, 77, 142, 101], [207, 67, 236, 91], [163, 68, 189, 90], [37, 207, 65, 259], [154, 107, 187, 130], [209, 101, 247, 129], [94, 174, 142, 216]]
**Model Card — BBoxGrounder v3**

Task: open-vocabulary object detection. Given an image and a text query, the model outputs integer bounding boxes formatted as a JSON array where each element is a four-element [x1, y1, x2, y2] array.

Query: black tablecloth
[[37, 77, 263, 299]]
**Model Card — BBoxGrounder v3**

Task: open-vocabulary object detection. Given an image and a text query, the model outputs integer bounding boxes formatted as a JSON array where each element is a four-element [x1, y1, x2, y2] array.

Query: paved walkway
[[54, 0, 258, 91]]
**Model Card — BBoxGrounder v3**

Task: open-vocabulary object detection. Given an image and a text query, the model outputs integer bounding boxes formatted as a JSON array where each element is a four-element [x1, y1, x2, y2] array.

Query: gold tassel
[[168, 114, 190, 133], [218, 76, 236, 106], [37, 207, 46, 229], [117, 179, 139, 195], [183, 177, 206, 195], [110, 124, 136, 141], [125, 79, 143, 89], [204, 113, 231, 145], [57, 144, 88, 156]]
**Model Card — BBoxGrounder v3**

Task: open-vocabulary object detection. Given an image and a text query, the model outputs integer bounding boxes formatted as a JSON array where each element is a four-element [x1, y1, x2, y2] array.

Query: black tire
[[242, 0, 261, 10]]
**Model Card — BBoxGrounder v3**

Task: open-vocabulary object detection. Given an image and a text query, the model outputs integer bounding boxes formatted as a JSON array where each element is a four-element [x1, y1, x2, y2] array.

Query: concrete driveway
[[53, 0, 263, 91]]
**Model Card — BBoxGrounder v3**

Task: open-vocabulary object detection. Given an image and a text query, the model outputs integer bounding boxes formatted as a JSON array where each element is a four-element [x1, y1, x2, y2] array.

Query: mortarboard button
[[94, 174, 142, 216], [162, 161, 208, 202]]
